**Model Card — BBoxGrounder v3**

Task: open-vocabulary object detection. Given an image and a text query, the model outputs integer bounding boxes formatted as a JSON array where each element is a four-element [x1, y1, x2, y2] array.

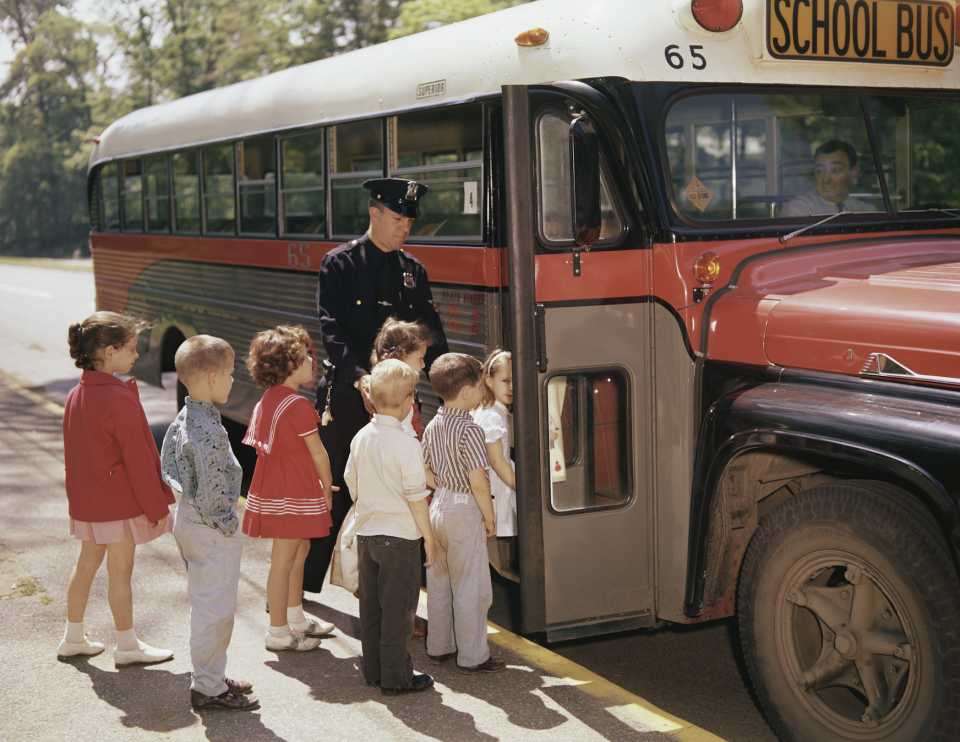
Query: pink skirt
[[70, 508, 173, 545]]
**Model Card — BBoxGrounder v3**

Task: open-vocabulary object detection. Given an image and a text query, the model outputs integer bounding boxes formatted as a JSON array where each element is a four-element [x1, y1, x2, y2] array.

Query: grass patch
[[0, 256, 92, 272], [19, 581, 44, 597], [40, 595, 53, 605]]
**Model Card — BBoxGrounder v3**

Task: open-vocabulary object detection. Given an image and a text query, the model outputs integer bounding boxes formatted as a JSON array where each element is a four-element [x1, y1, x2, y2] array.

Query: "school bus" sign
[[767, 0, 955, 66]]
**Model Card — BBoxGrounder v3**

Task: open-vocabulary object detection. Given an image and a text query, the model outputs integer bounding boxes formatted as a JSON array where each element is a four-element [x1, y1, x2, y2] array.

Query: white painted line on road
[[0, 283, 54, 299]]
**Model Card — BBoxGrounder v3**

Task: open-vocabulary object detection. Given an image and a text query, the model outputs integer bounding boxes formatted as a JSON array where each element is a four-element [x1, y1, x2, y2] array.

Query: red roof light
[[691, 0, 743, 32]]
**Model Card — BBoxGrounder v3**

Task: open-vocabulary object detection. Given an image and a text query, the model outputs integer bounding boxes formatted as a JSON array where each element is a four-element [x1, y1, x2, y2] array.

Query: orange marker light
[[694, 251, 721, 285], [691, 0, 743, 32], [515, 27, 549, 46]]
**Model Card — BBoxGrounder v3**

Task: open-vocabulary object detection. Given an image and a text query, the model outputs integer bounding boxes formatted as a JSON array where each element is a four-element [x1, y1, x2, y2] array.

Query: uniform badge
[[403, 272, 415, 289]]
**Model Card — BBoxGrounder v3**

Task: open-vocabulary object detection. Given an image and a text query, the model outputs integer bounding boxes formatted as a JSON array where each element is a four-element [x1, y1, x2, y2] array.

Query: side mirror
[[569, 113, 601, 247]]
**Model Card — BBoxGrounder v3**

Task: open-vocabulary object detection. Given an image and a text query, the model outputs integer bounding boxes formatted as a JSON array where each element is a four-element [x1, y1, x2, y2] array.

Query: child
[[344, 360, 437, 695], [369, 318, 434, 439], [370, 318, 434, 639], [161, 335, 258, 711], [60, 311, 175, 666], [243, 325, 335, 651], [473, 350, 517, 537], [422, 353, 506, 675]]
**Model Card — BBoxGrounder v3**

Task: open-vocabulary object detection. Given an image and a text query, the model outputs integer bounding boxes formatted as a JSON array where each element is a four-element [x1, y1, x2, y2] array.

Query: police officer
[[303, 178, 448, 594]]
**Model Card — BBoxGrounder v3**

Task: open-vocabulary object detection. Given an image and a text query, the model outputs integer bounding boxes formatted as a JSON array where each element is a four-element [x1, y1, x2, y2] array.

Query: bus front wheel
[[738, 483, 960, 742]]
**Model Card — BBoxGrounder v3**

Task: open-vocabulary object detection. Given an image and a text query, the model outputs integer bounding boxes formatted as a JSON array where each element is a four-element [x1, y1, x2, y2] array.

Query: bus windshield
[[662, 90, 960, 221]]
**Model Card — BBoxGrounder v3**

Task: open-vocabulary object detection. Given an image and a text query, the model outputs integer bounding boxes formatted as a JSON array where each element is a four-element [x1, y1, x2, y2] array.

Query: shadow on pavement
[[297, 599, 653, 741], [71, 661, 195, 733], [266, 647, 498, 742]]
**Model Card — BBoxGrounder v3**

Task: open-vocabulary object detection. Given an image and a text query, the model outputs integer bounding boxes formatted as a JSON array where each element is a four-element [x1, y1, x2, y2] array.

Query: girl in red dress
[[243, 325, 335, 651]]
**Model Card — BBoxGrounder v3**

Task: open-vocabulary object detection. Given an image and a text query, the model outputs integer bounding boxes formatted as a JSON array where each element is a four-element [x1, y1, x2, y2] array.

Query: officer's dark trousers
[[303, 374, 370, 593], [358, 534, 419, 688]]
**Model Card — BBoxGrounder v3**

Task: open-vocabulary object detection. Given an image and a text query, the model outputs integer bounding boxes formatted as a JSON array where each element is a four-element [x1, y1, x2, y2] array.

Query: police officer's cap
[[363, 178, 428, 219]]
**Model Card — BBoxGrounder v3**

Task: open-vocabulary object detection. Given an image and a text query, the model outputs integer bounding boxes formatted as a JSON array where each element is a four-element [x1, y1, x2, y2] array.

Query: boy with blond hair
[[423, 353, 505, 674], [161, 335, 258, 711], [344, 359, 437, 695]]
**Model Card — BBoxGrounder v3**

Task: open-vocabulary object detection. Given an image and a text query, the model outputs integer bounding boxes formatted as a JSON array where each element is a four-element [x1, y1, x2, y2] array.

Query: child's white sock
[[115, 627, 139, 651], [268, 624, 291, 638], [287, 605, 306, 625], [64, 620, 85, 644]]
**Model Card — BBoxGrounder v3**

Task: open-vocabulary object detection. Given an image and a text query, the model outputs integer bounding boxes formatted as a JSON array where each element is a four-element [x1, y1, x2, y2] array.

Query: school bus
[[87, 0, 960, 739]]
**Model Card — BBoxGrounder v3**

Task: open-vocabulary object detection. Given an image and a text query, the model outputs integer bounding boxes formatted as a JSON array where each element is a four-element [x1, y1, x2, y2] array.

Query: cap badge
[[405, 181, 419, 200]]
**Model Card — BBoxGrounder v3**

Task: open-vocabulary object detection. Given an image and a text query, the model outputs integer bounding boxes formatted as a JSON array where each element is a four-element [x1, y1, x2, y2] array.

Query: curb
[[416, 590, 727, 742]]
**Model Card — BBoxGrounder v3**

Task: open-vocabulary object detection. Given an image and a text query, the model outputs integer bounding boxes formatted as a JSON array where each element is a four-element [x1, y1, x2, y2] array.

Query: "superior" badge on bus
[[767, 0, 955, 66]]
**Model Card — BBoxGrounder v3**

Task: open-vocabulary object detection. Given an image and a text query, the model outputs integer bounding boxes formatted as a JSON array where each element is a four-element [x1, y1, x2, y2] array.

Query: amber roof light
[[515, 27, 549, 46], [691, 0, 743, 32]]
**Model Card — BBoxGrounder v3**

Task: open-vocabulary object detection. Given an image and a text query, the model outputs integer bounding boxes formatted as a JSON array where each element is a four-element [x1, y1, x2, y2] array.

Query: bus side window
[[172, 150, 200, 233], [144, 155, 170, 233], [202, 145, 236, 235], [392, 103, 483, 241], [548, 369, 631, 513], [537, 111, 622, 247], [331, 119, 382, 237], [99, 162, 119, 232], [239, 136, 277, 235], [281, 130, 325, 237], [121, 159, 143, 233]]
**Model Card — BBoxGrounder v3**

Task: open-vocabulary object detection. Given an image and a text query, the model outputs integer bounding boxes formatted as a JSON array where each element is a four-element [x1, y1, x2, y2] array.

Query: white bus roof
[[90, 0, 960, 168]]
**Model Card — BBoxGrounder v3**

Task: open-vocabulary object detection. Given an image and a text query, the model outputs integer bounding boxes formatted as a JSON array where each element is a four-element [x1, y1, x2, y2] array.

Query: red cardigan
[[63, 370, 175, 523]]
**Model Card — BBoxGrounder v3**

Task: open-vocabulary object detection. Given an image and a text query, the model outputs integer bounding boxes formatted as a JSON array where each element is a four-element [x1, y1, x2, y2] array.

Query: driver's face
[[814, 151, 859, 204]]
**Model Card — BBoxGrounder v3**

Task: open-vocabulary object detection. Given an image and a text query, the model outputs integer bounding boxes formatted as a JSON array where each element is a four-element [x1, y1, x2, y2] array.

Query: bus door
[[503, 85, 655, 642]]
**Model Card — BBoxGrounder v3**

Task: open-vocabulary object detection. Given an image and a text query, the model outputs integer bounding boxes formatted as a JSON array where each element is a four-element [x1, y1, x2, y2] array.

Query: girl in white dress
[[473, 350, 516, 536]]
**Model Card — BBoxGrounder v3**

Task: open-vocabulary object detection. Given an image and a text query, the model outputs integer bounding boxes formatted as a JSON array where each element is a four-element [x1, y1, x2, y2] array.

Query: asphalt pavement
[[0, 258, 775, 742], [0, 365, 724, 742]]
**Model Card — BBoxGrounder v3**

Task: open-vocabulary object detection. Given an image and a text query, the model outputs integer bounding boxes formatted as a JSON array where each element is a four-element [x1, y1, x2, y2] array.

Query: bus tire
[[738, 483, 960, 742]]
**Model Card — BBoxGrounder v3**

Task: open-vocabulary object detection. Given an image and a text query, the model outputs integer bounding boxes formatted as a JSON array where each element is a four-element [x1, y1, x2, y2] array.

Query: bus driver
[[306, 178, 449, 602], [780, 140, 878, 217]]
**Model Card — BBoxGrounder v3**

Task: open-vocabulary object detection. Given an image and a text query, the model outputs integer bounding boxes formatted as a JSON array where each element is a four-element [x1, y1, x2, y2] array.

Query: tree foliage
[[0, 0, 530, 256], [388, 0, 521, 40], [0, 1, 98, 256]]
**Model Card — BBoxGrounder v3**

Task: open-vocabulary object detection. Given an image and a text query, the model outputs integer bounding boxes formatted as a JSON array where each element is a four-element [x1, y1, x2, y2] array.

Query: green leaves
[[0, 0, 531, 256]]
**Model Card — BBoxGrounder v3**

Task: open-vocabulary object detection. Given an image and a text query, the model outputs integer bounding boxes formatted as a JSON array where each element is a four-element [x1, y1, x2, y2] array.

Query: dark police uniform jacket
[[316, 232, 448, 386], [305, 232, 448, 591]]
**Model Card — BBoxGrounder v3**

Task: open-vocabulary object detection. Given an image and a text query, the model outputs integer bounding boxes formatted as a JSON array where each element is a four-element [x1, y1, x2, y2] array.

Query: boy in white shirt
[[344, 359, 437, 695]]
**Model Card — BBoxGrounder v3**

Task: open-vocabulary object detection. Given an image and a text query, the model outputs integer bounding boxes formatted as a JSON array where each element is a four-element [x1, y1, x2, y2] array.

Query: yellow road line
[[417, 589, 727, 742], [0, 370, 65, 415]]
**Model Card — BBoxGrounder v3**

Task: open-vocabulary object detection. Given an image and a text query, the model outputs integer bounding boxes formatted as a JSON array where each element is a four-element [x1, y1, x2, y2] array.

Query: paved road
[[0, 260, 778, 742]]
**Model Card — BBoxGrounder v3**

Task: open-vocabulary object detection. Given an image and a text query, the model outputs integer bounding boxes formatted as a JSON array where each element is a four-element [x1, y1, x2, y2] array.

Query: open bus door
[[503, 85, 655, 642]]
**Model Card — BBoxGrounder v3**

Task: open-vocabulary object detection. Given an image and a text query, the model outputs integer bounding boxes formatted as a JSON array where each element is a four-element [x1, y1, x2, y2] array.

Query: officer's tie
[[377, 250, 401, 320]]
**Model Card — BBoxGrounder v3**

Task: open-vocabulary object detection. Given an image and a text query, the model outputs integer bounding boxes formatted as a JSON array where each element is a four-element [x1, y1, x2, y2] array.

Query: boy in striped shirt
[[422, 353, 506, 674]]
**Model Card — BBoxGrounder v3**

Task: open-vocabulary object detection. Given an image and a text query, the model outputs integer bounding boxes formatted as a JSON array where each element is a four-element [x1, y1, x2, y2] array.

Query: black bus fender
[[684, 379, 960, 618]]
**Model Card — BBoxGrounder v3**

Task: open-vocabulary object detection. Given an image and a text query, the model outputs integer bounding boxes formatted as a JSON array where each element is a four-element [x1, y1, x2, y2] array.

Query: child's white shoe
[[57, 637, 105, 661], [293, 612, 335, 637], [114, 642, 174, 667], [265, 628, 321, 652]]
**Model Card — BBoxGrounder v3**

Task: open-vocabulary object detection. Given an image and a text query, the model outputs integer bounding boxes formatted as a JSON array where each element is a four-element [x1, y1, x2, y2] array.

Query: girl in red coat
[[242, 325, 335, 651], [60, 312, 176, 666]]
